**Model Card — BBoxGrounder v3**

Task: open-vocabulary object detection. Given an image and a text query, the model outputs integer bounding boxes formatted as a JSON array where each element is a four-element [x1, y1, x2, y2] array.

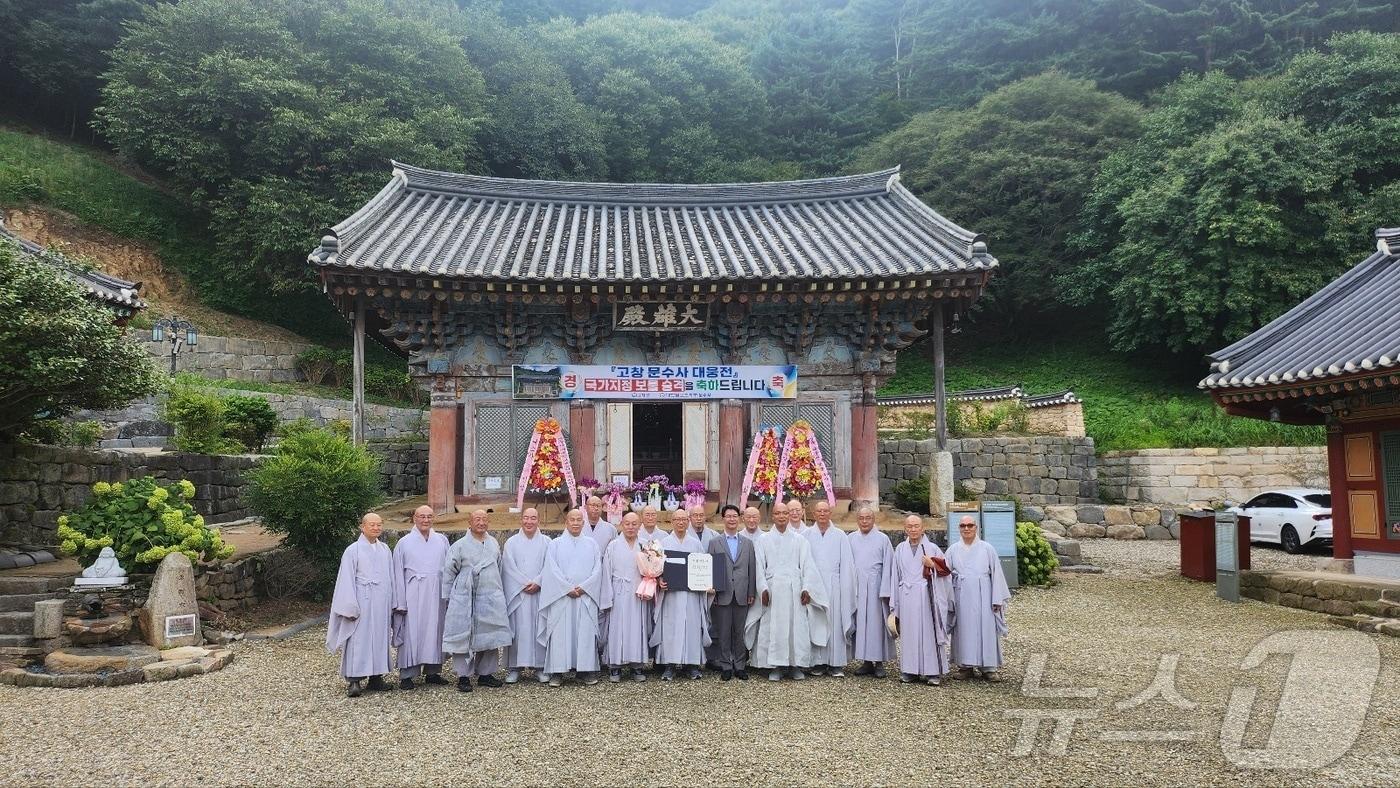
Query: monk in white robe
[[651, 518, 710, 679], [326, 513, 394, 697], [947, 515, 1011, 681], [740, 506, 765, 541], [538, 509, 604, 686], [638, 505, 664, 543], [584, 495, 617, 552], [502, 508, 551, 683], [441, 510, 513, 691], [784, 499, 807, 534], [848, 506, 895, 677], [882, 514, 953, 684], [601, 513, 652, 681], [392, 505, 449, 688], [745, 517, 829, 681], [803, 501, 857, 676]]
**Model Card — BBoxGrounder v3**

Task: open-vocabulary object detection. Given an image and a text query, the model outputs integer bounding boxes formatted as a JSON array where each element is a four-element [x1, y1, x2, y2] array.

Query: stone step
[[0, 592, 64, 613], [1355, 599, 1400, 619], [0, 634, 35, 649], [1327, 614, 1400, 637], [0, 576, 70, 595], [0, 612, 35, 636]]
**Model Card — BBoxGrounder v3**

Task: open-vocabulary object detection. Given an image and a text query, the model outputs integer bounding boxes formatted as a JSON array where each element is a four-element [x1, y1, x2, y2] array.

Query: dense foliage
[[57, 476, 234, 571], [1015, 521, 1058, 586], [2, 0, 1398, 383], [0, 240, 162, 438], [246, 427, 384, 576]]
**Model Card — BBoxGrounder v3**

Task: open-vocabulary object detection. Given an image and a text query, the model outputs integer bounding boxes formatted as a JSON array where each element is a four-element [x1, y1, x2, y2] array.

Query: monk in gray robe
[[882, 514, 953, 685], [652, 515, 709, 680], [392, 505, 449, 688], [601, 512, 651, 682], [848, 505, 895, 678], [502, 507, 551, 684], [326, 513, 394, 697], [745, 515, 828, 681], [538, 509, 603, 687], [687, 505, 720, 548], [947, 515, 1011, 681], [804, 501, 857, 677], [584, 495, 617, 552], [441, 510, 513, 692]]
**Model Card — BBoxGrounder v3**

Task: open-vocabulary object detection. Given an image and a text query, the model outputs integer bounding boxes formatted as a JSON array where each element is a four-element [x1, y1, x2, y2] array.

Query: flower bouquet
[[577, 476, 599, 500], [516, 417, 577, 511], [663, 486, 680, 512], [682, 479, 707, 510], [642, 475, 670, 510], [604, 481, 628, 523], [740, 426, 782, 506], [777, 419, 835, 508], [635, 539, 666, 600]]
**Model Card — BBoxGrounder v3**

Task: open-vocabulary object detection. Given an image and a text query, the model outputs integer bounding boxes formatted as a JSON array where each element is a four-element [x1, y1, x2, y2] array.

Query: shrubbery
[[1015, 521, 1059, 586], [295, 346, 424, 406], [246, 427, 384, 578], [57, 476, 234, 571], [163, 387, 237, 453], [890, 474, 931, 515], [223, 395, 278, 453]]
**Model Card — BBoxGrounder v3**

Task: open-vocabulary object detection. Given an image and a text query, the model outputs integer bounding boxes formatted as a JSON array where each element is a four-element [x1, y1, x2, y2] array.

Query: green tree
[[0, 240, 162, 438], [1072, 33, 1400, 355], [853, 73, 1141, 329], [97, 0, 487, 299], [536, 11, 769, 182]]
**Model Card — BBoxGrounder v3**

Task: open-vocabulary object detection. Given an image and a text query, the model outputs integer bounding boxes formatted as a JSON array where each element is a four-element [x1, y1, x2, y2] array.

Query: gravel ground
[[1082, 539, 1333, 579], [1, 551, 1395, 787]]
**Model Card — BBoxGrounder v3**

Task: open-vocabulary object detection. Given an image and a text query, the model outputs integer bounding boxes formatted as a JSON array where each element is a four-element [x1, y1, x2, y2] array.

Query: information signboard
[[979, 500, 1020, 589]]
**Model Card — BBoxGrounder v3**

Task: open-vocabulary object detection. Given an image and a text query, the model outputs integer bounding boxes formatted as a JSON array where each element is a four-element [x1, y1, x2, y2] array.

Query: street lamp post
[[151, 315, 198, 374]]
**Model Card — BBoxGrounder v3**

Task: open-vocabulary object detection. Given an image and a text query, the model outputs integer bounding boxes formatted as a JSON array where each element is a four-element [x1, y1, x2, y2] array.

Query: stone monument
[[73, 546, 129, 589], [138, 552, 201, 649]]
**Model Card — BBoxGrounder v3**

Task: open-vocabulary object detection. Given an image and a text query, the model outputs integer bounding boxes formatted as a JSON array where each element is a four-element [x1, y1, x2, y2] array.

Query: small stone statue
[[81, 595, 105, 619], [75, 547, 128, 588]]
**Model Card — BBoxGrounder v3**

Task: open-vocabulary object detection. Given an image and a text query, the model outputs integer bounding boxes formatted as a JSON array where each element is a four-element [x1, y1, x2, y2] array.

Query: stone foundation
[[1027, 504, 1179, 540], [1239, 569, 1400, 620]]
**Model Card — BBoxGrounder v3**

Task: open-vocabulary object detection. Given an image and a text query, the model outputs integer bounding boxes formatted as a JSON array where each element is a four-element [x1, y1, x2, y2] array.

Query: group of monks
[[326, 497, 1010, 697]]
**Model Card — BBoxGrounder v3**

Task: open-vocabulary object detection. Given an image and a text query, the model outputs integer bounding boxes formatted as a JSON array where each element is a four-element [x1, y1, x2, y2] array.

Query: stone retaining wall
[[0, 444, 256, 545], [1099, 446, 1327, 507], [80, 389, 427, 449], [142, 334, 314, 384], [879, 436, 1097, 506], [1027, 503, 1180, 540], [370, 441, 429, 496], [196, 546, 316, 610]]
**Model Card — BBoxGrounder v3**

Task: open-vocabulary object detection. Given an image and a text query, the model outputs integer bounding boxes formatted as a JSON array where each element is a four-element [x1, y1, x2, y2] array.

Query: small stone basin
[[63, 614, 132, 646], [43, 644, 159, 674]]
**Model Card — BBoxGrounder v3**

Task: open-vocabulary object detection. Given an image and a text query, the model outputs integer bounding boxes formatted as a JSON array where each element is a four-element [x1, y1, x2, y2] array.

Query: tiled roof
[[876, 386, 1022, 406], [308, 163, 997, 283], [1201, 228, 1400, 391], [1, 220, 146, 313], [1024, 390, 1080, 408]]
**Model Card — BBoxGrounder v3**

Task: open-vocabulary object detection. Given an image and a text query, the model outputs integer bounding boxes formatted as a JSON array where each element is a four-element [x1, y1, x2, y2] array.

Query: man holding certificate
[[650, 515, 711, 680], [706, 504, 756, 681]]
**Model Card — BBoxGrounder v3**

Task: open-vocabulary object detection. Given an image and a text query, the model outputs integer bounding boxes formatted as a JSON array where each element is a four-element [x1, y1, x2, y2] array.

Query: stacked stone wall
[[142, 334, 314, 384], [1099, 446, 1327, 506], [878, 436, 1097, 506]]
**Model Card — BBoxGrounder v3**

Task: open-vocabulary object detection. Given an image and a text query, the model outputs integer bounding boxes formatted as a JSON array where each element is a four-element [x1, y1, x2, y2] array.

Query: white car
[[1228, 488, 1333, 554]]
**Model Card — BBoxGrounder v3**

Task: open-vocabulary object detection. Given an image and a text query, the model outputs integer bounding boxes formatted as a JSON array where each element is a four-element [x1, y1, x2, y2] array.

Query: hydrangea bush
[[57, 476, 234, 571], [1015, 521, 1059, 586]]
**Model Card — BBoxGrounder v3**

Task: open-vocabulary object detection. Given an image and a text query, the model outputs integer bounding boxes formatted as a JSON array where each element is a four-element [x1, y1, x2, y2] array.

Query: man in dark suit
[[706, 504, 758, 681]]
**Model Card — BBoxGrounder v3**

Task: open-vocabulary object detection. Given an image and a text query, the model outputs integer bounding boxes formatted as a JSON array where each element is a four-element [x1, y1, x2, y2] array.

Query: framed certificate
[[686, 552, 714, 592]]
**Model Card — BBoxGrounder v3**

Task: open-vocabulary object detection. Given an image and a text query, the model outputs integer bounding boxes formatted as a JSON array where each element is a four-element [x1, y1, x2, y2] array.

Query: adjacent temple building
[[310, 163, 996, 513]]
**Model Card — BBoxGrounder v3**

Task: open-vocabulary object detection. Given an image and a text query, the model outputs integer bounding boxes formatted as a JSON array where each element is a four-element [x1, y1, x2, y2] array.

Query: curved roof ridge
[[389, 161, 901, 206]]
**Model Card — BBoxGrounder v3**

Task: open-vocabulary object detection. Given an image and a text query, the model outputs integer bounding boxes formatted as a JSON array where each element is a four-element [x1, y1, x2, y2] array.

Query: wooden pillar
[[718, 399, 745, 505], [569, 401, 597, 488], [1326, 426, 1353, 560], [351, 299, 366, 446], [427, 391, 457, 515], [851, 385, 879, 506], [931, 300, 948, 451]]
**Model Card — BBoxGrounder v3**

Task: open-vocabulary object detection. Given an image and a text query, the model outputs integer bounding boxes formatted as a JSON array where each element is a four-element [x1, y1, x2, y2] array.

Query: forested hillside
[[1, 0, 1396, 412]]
